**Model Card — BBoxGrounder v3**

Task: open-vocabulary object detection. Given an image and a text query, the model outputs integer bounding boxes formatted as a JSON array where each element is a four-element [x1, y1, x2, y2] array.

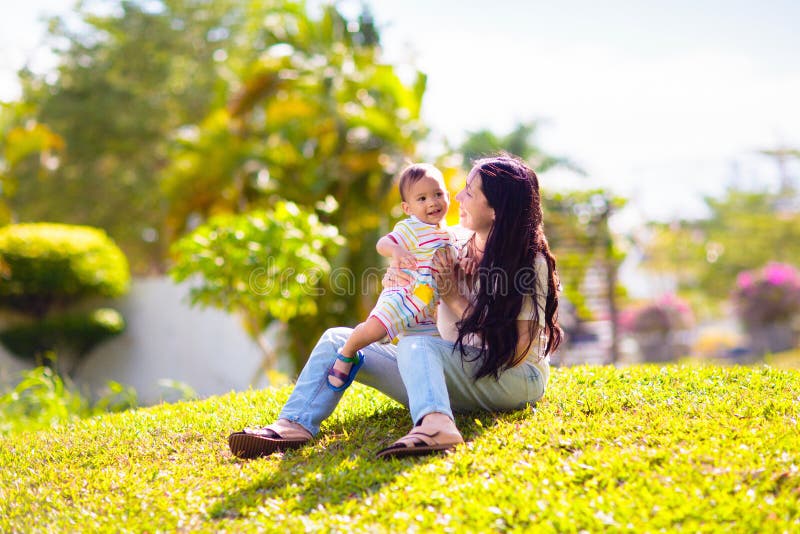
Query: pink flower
[[620, 294, 694, 334], [658, 293, 690, 314], [764, 262, 796, 286], [733, 262, 800, 326], [736, 272, 753, 290], [618, 308, 637, 332]]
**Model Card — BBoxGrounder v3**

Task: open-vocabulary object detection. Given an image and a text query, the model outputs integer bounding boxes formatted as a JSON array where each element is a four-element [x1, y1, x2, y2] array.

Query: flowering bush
[[619, 294, 694, 362], [620, 294, 694, 335], [733, 262, 800, 328]]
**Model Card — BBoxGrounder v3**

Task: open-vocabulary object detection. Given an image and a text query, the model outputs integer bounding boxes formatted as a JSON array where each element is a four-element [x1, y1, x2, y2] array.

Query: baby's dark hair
[[398, 163, 443, 201]]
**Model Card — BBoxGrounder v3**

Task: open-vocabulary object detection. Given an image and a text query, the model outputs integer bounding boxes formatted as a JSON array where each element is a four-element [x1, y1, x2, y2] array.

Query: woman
[[228, 154, 562, 459]]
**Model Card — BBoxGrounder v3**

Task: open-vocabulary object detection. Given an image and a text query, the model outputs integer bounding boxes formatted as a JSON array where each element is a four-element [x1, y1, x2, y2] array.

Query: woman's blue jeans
[[278, 327, 547, 435]]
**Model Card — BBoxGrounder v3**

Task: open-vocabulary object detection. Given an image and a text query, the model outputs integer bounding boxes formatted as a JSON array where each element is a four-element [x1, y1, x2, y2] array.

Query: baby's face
[[401, 174, 450, 225]]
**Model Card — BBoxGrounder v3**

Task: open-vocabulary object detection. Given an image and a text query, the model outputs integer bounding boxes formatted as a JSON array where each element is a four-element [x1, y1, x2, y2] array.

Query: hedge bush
[[0, 308, 125, 360], [0, 223, 130, 316]]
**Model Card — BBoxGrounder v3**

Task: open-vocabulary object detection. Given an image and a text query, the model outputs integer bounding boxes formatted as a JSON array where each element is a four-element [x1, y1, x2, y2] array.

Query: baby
[[327, 163, 453, 390]]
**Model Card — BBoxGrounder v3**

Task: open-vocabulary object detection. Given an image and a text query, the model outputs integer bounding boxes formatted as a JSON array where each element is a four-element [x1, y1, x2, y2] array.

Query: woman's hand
[[391, 248, 417, 270], [458, 256, 479, 276], [432, 247, 458, 302], [382, 266, 414, 289], [382, 250, 417, 288], [432, 246, 472, 318]]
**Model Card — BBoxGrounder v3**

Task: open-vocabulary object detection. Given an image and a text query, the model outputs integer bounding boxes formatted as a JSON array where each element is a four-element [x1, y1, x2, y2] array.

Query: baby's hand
[[391, 248, 417, 270]]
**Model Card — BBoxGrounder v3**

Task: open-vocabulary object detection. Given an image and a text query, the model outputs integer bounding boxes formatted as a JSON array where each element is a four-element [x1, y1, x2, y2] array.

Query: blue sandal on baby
[[326, 351, 365, 392]]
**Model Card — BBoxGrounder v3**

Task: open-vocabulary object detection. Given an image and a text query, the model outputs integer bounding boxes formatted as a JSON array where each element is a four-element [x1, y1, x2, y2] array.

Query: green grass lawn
[[1, 364, 799, 532], [765, 348, 800, 370]]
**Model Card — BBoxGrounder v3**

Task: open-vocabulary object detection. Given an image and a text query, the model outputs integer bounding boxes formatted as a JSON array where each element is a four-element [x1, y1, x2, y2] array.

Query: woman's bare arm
[[515, 320, 537, 362]]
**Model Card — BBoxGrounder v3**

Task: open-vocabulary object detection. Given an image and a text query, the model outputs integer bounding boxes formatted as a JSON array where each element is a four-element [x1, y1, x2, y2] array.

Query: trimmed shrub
[[0, 223, 129, 317], [0, 223, 130, 372], [620, 294, 694, 362], [0, 308, 125, 360]]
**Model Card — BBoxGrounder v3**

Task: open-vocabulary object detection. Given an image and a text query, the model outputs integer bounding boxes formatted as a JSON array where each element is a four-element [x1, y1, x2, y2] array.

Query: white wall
[[1, 277, 279, 405], [0, 344, 30, 384]]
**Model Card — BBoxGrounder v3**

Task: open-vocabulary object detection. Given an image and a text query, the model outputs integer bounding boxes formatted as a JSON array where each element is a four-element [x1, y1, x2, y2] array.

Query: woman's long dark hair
[[455, 155, 563, 380]]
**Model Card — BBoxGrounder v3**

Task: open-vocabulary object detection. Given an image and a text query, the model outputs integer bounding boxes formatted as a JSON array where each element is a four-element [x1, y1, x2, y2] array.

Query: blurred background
[[1, 1, 799, 413]]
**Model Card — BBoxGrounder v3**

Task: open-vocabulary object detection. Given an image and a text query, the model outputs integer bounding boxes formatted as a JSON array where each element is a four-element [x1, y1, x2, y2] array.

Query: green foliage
[[11, 0, 264, 273], [8, 0, 424, 368], [0, 223, 129, 374], [0, 364, 138, 436], [162, 3, 425, 363], [156, 379, 198, 404], [0, 308, 125, 361], [458, 121, 574, 173], [0, 365, 798, 531], [453, 124, 626, 322], [0, 364, 88, 435], [0, 223, 130, 317], [0, 102, 64, 224], [641, 188, 800, 308], [170, 201, 344, 327], [91, 380, 139, 415], [170, 202, 343, 380], [10, 0, 418, 276], [544, 189, 628, 319]]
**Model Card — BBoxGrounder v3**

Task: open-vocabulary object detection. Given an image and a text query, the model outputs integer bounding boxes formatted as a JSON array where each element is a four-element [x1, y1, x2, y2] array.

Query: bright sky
[[3, 0, 800, 226]]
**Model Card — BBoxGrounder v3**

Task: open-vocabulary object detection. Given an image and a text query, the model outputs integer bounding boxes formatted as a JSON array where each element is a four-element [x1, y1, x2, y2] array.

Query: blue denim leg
[[396, 335, 455, 424], [397, 335, 547, 424], [279, 327, 408, 435], [278, 328, 546, 436]]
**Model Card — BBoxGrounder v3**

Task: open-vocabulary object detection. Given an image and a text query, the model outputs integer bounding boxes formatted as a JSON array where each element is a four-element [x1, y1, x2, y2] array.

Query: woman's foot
[[228, 419, 312, 459], [419, 412, 460, 435], [376, 413, 464, 459]]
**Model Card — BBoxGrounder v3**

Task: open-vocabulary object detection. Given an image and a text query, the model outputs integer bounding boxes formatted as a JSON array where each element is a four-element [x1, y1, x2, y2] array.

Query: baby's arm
[[377, 235, 417, 269]]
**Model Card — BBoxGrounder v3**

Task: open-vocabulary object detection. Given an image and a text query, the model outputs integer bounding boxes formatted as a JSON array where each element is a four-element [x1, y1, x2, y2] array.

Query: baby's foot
[[328, 357, 352, 388], [326, 351, 362, 390]]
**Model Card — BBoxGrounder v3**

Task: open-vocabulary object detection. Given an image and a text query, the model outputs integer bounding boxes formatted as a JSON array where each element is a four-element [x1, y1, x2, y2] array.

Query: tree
[[640, 187, 800, 310], [545, 190, 627, 361], [0, 102, 63, 224], [10, 0, 424, 370], [161, 3, 426, 366], [12, 0, 260, 273], [458, 121, 574, 173], [454, 123, 628, 360]]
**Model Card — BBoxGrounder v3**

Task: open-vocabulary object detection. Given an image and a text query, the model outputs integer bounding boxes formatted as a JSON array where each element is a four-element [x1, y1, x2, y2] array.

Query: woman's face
[[455, 171, 495, 233]]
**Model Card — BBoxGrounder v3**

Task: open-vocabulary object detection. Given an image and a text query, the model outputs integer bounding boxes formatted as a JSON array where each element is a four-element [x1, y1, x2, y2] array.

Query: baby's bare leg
[[328, 317, 388, 388]]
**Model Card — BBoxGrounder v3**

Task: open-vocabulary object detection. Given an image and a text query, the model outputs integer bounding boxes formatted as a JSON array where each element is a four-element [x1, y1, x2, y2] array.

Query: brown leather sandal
[[376, 428, 464, 459], [228, 427, 310, 459]]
